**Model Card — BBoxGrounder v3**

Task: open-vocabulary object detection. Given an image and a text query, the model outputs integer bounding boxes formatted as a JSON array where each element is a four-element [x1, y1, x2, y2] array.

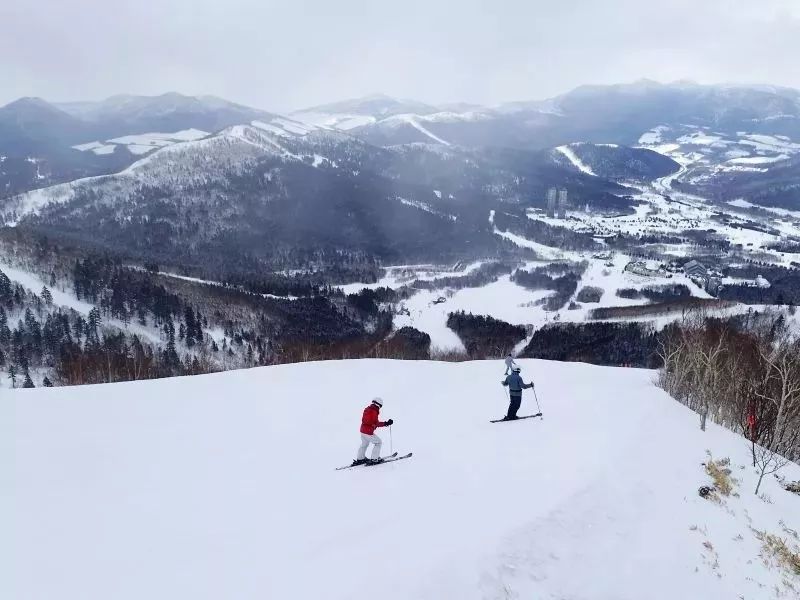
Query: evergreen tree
[[8, 364, 17, 388], [0, 307, 9, 345], [22, 369, 35, 388], [184, 307, 197, 348], [87, 307, 102, 341], [41, 286, 53, 306], [42, 376, 53, 387], [164, 317, 179, 368]]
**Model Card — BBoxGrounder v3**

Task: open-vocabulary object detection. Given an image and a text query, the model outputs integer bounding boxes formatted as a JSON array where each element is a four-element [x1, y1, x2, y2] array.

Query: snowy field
[[353, 250, 720, 351], [3, 359, 799, 600], [72, 129, 209, 155]]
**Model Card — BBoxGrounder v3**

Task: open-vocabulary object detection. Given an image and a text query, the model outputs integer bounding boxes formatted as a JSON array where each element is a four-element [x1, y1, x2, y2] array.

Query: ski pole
[[389, 424, 393, 454], [533, 387, 543, 419]]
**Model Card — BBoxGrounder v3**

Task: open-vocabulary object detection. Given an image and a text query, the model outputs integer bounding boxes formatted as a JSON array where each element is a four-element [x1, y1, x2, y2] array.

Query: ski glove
[[385, 419, 394, 426]]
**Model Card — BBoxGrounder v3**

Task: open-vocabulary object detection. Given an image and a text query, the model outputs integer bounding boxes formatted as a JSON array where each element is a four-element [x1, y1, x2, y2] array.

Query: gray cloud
[[1, 0, 798, 111]]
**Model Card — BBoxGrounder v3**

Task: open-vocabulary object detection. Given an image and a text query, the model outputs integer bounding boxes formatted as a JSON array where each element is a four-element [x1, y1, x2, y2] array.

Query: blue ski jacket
[[502, 373, 533, 395]]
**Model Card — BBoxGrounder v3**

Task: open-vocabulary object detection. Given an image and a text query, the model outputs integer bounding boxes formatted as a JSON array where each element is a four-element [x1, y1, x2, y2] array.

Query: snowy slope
[[72, 128, 209, 155], [375, 114, 452, 145], [3, 121, 339, 223], [3, 359, 799, 600], [555, 144, 597, 175]]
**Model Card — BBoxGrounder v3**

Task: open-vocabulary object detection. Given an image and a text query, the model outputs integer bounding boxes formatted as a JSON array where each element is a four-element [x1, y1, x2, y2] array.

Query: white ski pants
[[357, 433, 382, 460]]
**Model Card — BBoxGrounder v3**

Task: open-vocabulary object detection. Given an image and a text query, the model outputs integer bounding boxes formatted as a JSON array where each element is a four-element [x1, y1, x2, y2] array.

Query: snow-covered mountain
[[2, 114, 635, 274], [4, 358, 799, 599], [56, 92, 276, 139], [3, 81, 800, 286], [301, 82, 800, 151], [0, 97, 88, 153], [0, 94, 277, 199], [291, 93, 441, 130]]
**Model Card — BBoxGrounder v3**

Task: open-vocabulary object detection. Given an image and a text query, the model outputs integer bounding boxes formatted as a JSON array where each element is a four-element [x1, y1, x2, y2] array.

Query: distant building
[[624, 261, 668, 278], [546, 187, 557, 218], [683, 260, 707, 278], [557, 189, 568, 219]]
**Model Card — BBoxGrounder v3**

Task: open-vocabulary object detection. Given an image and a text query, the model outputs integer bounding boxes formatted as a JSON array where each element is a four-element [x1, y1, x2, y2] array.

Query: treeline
[[658, 314, 800, 484], [767, 241, 800, 254], [54, 332, 215, 386], [0, 270, 218, 387], [73, 256, 186, 327], [575, 286, 603, 303], [718, 266, 800, 306], [511, 266, 581, 311], [222, 260, 384, 298], [272, 326, 431, 363], [446, 311, 526, 358], [616, 284, 691, 302], [590, 298, 730, 320], [1, 250, 399, 386], [520, 321, 661, 368], [411, 261, 517, 291], [492, 211, 600, 251]]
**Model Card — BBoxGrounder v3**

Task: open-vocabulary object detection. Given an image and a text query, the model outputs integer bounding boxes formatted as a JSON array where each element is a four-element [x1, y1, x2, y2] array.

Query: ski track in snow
[[387, 115, 451, 145], [407, 118, 451, 146], [2, 359, 798, 600], [555, 145, 596, 176]]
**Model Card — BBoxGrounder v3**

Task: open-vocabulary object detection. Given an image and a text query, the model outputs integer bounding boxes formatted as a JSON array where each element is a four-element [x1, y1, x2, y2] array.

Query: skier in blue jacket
[[501, 366, 534, 420]]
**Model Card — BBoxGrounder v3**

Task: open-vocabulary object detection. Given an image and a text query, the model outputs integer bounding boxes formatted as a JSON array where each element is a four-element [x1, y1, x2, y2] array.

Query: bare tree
[[659, 310, 800, 466], [754, 443, 790, 495], [753, 334, 800, 456]]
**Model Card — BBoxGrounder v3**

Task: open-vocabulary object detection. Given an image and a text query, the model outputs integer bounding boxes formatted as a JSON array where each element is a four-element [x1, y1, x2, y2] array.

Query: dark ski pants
[[506, 394, 522, 419]]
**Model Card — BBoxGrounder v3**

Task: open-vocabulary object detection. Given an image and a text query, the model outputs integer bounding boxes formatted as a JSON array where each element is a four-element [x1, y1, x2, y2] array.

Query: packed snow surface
[[72, 129, 209, 155], [3, 360, 799, 600], [384, 114, 451, 145], [555, 144, 596, 175]]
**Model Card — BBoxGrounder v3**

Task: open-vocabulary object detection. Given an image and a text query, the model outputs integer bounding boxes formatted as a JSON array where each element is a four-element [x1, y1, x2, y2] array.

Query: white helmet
[[371, 397, 384, 408]]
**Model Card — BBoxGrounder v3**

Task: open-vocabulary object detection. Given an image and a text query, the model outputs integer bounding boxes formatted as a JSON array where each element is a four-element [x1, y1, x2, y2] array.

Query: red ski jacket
[[360, 405, 388, 435]]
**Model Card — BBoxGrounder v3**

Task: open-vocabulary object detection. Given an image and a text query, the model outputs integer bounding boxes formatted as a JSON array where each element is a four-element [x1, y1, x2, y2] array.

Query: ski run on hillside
[[3, 359, 799, 600]]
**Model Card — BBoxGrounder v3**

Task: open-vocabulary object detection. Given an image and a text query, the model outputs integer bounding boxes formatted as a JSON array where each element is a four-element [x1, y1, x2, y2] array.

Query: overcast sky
[[1, 0, 798, 112]]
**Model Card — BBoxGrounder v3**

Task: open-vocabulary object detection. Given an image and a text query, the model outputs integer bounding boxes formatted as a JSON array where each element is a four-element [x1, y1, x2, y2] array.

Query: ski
[[335, 452, 398, 471], [365, 452, 412, 466], [490, 413, 542, 423]]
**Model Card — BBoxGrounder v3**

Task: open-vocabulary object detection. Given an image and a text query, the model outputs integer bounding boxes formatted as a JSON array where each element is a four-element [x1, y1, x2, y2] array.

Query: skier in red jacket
[[352, 398, 393, 466]]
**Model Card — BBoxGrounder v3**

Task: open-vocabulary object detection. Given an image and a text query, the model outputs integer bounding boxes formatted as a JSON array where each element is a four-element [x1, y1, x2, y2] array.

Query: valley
[[0, 81, 798, 387]]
